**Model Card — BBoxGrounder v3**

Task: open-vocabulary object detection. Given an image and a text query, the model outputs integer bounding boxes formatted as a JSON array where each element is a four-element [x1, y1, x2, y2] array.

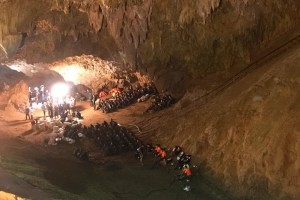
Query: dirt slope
[[141, 45, 300, 199]]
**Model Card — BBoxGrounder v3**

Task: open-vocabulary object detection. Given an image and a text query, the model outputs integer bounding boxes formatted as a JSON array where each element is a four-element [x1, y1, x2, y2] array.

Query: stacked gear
[[145, 94, 176, 113]]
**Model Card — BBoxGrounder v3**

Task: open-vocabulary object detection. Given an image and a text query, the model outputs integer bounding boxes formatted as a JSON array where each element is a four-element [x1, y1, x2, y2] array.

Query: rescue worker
[[182, 164, 192, 177], [159, 149, 167, 159], [154, 144, 162, 156], [89, 91, 93, 106], [180, 163, 192, 192], [41, 102, 47, 118], [25, 106, 30, 120], [159, 148, 167, 165], [136, 145, 145, 164], [92, 93, 97, 107], [47, 103, 53, 118], [172, 146, 182, 156], [29, 107, 34, 120]]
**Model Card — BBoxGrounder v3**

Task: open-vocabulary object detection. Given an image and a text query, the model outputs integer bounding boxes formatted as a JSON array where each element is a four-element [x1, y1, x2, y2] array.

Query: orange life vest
[[99, 91, 107, 98], [109, 88, 121, 96], [155, 146, 161, 153], [160, 150, 166, 158], [183, 168, 192, 176]]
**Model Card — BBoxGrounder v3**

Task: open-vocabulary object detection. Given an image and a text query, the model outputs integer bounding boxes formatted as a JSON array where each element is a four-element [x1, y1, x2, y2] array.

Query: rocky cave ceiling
[[0, 0, 300, 97]]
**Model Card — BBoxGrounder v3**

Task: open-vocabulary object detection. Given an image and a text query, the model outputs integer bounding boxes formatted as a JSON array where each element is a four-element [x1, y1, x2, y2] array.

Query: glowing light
[[0, 191, 26, 200], [53, 64, 83, 84], [51, 83, 69, 98]]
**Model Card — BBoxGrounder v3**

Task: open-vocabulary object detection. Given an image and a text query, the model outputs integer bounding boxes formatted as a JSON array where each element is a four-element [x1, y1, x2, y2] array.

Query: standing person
[[29, 107, 34, 120], [25, 106, 30, 120], [41, 103, 47, 118], [49, 103, 53, 119], [89, 91, 93, 106], [92, 93, 97, 107], [54, 105, 59, 119], [47, 103, 53, 119]]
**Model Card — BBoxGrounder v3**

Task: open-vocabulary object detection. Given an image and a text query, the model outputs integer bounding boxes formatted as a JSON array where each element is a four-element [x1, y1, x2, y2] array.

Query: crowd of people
[[64, 120, 142, 156], [85, 120, 142, 156], [145, 94, 176, 113], [94, 84, 158, 113], [136, 144, 192, 176], [29, 85, 75, 106], [55, 114, 194, 191], [25, 84, 80, 123], [28, 85, 49, 105], [64, 120, 193, 183], [26, 101, 83, 123], [62, 119, 192, 178]]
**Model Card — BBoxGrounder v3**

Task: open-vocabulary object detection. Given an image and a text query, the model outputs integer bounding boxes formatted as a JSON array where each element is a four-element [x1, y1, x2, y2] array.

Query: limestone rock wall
[[0, 64, 28, 111], [0, 0, 300, 97]]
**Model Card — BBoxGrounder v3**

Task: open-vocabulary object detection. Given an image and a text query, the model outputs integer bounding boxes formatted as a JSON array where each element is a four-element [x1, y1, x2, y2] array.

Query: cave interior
[[0, 0, 300, 200]]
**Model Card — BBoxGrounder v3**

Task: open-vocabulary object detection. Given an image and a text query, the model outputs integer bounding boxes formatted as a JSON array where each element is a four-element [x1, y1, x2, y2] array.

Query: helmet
[[183, 164, 190, 169]]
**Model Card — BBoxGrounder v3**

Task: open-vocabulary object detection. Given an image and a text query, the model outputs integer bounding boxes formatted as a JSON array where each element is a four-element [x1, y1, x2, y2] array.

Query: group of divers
[[61, 119, 193, 191]]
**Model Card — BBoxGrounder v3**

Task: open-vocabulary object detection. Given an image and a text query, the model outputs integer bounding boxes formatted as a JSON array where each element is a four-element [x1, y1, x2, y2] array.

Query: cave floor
[[0, 101, 231, 200]]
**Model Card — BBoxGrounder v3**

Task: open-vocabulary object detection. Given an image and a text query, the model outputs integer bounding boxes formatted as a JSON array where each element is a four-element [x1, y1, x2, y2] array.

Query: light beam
[[51, 83, 69, 99]]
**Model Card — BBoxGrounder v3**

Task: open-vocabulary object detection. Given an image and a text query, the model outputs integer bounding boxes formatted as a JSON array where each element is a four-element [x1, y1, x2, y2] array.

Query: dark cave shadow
[[73, 105, 85, 111], [35, 157, 93, 195], [33, 128, 52, 136], [21, 129, 34, 137], [33, 129, 44, 136], [7, 120, 29, 126]]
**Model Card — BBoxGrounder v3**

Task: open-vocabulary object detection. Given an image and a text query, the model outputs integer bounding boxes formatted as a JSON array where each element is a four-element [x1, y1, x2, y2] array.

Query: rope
[[118, 123, 152, 136], [192, 32, 300, 106]]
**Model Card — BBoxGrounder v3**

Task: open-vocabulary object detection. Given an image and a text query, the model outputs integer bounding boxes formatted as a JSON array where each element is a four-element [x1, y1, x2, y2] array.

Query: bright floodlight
[[51, 83, 69, 98]]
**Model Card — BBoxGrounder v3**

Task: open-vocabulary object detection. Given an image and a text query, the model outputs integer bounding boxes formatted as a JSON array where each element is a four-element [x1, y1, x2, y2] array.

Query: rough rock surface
[[1, 0, 300, 97]]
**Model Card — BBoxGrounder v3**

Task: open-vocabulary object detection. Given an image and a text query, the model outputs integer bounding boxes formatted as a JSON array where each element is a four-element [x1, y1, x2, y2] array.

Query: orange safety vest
[[160, 150, 166, 158], [99, 91, 107, 98], [183, 168, 192, 176], [155, 146, 161, 153]]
